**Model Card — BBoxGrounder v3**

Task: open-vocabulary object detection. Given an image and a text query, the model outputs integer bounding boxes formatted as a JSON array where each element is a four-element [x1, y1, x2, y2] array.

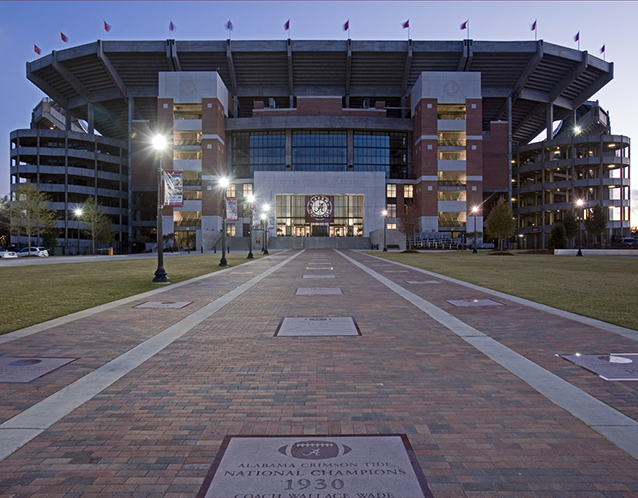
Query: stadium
[[9, 38, 631, 252]]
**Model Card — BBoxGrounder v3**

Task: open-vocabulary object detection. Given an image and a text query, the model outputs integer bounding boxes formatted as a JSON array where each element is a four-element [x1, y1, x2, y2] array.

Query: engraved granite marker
[[197, 435, 432, 498], [0, 357, 76, 383], [296, 288, 343, 295], [407, 280, 441, 284], [135, 301, 193, 309], [446, 299, 503, 307], [560, 353, 638, 381], [303, 275, 336, 279], [276, 317, 360, 336]]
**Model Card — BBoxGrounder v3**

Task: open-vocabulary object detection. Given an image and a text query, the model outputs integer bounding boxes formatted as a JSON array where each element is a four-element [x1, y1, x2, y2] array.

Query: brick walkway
[[1, 249, 638, 497]]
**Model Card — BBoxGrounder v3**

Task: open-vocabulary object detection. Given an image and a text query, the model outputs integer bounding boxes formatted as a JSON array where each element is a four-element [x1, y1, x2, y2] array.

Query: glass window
[[292, 131, 347, 172], [227, 184, 236, 198], [404, 185, 413, 198], [354, 132, 407, 179], [386, 204, 397, 217], [231, 132, 286, 178], [226, 223, 236, 236], [242, 183, 253, 198], [386, 184, 397, 198], [387, 223, 397, 230]]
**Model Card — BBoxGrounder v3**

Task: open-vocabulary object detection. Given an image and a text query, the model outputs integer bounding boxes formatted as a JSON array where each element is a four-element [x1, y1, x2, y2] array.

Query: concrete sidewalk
[[1, 249, 638, 497]]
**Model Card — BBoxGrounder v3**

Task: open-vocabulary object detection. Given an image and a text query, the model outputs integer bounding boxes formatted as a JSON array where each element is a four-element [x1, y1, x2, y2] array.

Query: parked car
[[0, 247, 18, 259], [621, 238, 638, 247], [17, 247, 49, 257]]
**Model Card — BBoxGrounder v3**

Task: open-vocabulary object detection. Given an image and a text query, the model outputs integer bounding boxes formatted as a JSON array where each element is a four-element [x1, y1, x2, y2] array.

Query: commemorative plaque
[[296, 288, 342, 295], [559, 353, 638, 381], [446, 299, 503, 307], [407, 280, 441, 285], [198, 281, 233, 286], [276, 317, 360, 336], [384, 270, 409, 273], [230, 271, 254, 275], [197, 435, 432, 498], [135, 301, 193, 309], [303, 275, 335, 279], [0, 357, 76, 383], [306, 267, 333, 270]]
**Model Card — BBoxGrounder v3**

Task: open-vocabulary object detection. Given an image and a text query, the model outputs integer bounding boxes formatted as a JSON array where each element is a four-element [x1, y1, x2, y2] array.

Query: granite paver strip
[[1, 250, 638, 497]]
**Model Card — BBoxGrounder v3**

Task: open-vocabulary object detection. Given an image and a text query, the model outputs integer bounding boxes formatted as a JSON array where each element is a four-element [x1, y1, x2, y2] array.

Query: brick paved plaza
[[1, 250, 638, 497]]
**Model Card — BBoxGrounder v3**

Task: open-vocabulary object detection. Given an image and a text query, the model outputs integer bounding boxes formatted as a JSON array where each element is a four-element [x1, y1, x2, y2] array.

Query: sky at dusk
[[1, 1, 636, 224]]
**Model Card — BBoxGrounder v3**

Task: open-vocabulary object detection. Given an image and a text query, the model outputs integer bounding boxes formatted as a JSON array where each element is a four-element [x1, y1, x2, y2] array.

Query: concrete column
[[127, 97, 134, 253], [285, 130, 292, 170], [507, 96, 513, 208], [546, 102, 553, 140], [347, 129, 353, 171], [87, 103, 95, 134]]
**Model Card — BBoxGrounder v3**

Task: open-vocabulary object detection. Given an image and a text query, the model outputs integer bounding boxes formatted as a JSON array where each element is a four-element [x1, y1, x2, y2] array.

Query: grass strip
[[0, 253, 266, 336], [368, 250, 638, 331]]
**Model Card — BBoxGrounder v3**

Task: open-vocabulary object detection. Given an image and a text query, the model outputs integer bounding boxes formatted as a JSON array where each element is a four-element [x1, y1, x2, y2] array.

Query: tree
[[561, 210, 579, 247], [0, 196, 10, 247], [80, 197, 113, 254], [548, 222, 568, 250], [584, 203, 608, 247], [398, 201, 421, 252], [485, 198, 517, 251], [9, 184, 57, 249]]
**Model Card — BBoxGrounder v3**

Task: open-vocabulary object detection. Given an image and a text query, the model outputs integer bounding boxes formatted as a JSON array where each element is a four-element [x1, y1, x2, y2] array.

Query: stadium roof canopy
[[27, 39, 613, 144]]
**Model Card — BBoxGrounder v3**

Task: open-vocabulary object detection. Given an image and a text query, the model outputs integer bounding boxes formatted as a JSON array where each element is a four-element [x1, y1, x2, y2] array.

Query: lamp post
[[576, 199, 584, 257], [382, 209, 388, 251], [246, 194, 255, 259], [152, 135, 169, 283], [219, 177, 229, 267], [261, 204, 270, 255], [74, 207, 82, 255], [472, 205, 479, 253]]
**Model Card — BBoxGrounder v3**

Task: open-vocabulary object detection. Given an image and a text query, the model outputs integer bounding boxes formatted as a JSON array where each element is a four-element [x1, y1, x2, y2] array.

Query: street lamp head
[[74, 208, 83, 217], [576, 199, 584, 207], [263, 203, 270, 212], [260, 213, 267, 221], [152, 134, 166, 151], [219, 177, 229, 188], [574, 125, 582, 135], [247, 194, 255, 203], [382, 210, 388, 217], [472, 206, 479, 213]]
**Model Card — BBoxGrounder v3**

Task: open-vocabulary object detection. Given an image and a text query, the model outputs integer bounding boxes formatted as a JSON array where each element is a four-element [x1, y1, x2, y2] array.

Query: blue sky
[[1, 1, 636, 224]]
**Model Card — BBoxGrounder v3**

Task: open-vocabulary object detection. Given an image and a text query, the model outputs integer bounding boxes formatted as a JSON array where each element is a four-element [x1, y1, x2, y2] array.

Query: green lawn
[[368, 250, 638, 331], [0, 253, 266, 336]]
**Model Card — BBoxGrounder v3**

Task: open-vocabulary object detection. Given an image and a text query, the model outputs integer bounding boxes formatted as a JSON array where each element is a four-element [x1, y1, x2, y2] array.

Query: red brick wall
[[416, 181, 437, 216], [412, 98, 437, 178], [201, 98, 226, 217], [252, 97, 386, 118]]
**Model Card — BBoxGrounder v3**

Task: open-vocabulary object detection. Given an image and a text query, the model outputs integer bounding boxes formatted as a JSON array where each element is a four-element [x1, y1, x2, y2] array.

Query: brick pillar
[[201, 98, 227, 221], [412, 98, 438, 224]]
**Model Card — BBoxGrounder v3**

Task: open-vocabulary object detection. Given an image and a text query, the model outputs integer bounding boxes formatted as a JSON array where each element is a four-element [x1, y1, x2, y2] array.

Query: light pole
[[261, 204, 270, 255], [576, 199, 584, 256], [472, 205, 479, 253], [382, 209, 388, 251], [152, 135, 169, 283], [246, 194, 255, 259], [74, 207, 82, 255], [219, 177, 229, 267]]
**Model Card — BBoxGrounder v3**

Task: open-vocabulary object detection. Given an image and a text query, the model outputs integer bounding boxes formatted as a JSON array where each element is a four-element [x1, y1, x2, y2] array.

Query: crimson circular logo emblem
[[307, 196, 332, 219], [278, 440, 352, 460]]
